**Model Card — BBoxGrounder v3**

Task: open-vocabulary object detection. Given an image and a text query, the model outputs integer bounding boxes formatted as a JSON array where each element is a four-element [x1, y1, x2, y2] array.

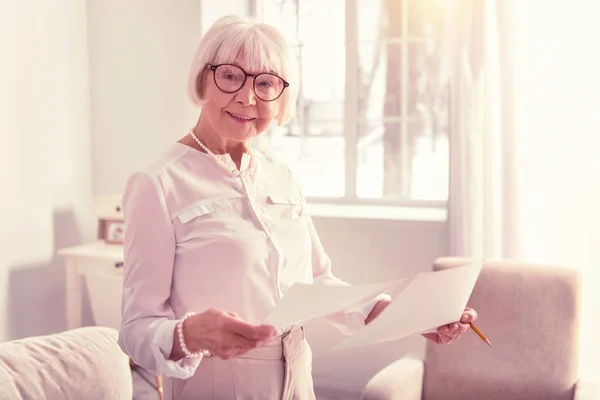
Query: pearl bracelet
[[177, 311, 211, 358]]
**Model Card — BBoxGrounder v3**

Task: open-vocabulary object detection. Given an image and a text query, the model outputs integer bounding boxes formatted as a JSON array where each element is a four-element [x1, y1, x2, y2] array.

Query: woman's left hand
[[421, 307, 478, 345]]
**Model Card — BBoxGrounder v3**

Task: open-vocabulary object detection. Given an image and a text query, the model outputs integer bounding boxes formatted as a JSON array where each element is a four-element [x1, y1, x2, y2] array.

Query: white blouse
[[117, 143, 388, 379]]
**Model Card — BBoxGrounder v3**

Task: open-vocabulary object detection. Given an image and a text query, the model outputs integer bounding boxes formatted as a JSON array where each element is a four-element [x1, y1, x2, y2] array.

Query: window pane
[[356, 120, 448, 200], [357, 41, 403, 122], [356, 121, 384, 198], [407, 0, 449, 37], [407, 41, 447, 120], [356, 0, 449, 201], [259, 0, 346, 198], [358, 0, 449, 40], [257, 122, 345, 198], [410, 129, 448, 200]]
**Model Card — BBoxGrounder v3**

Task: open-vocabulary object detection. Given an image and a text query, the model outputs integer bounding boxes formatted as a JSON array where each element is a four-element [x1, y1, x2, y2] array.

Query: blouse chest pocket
[[176, 199, 230, 223], [265, 194, 304, 221], [172, 199, 240, 248]]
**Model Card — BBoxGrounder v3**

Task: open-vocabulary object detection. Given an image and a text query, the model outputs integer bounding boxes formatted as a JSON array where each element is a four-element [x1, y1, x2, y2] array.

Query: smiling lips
[[227, 111, 255, 123]]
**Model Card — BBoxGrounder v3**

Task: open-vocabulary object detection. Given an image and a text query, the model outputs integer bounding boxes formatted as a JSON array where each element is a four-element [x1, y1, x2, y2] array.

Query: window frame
[[251, 0, 449, 210]]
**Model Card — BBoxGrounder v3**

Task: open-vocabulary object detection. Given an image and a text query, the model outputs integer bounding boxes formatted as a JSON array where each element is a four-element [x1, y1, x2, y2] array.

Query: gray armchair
[[362, 257, 600, 400]]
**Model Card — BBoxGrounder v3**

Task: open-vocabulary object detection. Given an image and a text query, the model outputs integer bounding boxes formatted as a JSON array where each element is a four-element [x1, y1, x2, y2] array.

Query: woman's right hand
[[182, 308, 278, 360]]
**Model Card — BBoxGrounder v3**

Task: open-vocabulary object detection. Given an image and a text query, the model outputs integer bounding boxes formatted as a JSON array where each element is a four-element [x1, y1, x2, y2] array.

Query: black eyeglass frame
[[206, 64, 290, 102]]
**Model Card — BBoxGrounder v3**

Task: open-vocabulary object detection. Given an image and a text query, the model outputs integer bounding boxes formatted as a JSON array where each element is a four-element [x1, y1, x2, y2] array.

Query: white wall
[[87, 0, 202, 195], [0, 0, 93, 342], [87, 0, 255, 196]]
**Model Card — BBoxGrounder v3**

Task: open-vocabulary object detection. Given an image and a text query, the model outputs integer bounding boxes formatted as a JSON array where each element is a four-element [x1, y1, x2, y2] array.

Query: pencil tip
[[486, 340, 492, 347]]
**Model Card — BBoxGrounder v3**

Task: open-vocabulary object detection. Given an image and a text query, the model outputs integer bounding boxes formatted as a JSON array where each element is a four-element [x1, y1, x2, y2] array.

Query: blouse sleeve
[[118, 172, 203, 378], [303, 210, 391, 335]]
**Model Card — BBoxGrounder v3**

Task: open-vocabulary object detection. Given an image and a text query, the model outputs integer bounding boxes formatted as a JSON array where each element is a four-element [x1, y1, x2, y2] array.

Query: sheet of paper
[[263, 279, 409, 330], [333, 261, 482, 350]]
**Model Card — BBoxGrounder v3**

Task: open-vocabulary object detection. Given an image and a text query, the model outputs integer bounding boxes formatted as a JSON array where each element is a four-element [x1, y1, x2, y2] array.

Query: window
[[200, 0, 450, 205], [255, 0, 450, 205]]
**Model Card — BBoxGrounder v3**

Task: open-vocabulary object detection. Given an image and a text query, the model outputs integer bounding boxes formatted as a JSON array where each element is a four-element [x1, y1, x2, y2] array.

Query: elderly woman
[[118, 15, 477, 400]]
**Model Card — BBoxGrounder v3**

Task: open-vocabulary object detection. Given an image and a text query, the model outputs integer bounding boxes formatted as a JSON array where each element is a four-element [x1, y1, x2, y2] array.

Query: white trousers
[[163, 327, 316, 400]]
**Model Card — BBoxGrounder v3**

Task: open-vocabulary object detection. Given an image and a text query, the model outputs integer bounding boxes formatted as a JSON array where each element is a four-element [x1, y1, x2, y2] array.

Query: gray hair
[[188, 15, 298, 125]]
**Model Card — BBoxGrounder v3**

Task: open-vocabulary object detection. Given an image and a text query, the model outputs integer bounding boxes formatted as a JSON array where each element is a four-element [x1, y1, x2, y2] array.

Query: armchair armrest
[[361, 357, 424, 400], [575, 378, 600, 400]]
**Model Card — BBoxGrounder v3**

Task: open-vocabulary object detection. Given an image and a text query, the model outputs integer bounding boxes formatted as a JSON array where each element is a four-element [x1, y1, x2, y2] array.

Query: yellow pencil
[[469, 322, 492, 347]]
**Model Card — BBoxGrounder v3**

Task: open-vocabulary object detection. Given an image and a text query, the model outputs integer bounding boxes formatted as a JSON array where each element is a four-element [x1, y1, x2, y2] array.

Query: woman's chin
[[220, 128, 257, 143]]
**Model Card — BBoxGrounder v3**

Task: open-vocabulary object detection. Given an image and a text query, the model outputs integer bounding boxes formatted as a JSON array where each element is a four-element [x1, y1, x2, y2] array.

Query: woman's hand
[[421, 307, 478, 345], [183, 308, 278, 360]]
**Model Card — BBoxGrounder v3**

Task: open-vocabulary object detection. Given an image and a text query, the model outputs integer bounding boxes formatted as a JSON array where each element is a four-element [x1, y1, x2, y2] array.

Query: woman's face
[[200, 63, 283, 143]]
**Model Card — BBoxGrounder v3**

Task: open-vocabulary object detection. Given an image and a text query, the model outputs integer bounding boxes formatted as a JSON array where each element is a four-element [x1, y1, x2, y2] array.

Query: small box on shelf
[[95, 195, 125, 245]]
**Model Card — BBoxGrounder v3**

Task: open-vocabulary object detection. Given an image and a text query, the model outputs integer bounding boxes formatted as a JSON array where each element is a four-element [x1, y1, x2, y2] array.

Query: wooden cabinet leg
[[129, 358, 163, 400], [155, 375, 164, 400], [65, 260, 82, 330]]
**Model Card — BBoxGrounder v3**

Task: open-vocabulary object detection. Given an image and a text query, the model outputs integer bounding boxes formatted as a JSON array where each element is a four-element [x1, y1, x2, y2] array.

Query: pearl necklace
[[188, 129, 254, 177]]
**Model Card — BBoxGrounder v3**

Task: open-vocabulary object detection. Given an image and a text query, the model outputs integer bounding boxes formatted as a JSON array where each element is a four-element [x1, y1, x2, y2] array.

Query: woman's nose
[[234, 78, 256, 106]]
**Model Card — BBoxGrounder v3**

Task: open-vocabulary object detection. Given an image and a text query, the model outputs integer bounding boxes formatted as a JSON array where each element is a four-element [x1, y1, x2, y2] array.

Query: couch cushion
[[423, 258, 582, 400], [0, 326, 132, 400]]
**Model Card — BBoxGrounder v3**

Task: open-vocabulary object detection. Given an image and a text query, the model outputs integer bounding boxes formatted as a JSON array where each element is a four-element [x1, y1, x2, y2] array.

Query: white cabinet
[[58, 241, 124, 330], [59, 242, 165, 399]]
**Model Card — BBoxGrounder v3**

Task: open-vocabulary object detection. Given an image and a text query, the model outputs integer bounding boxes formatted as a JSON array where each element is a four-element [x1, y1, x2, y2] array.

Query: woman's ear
[[196, 70, 209, 101]]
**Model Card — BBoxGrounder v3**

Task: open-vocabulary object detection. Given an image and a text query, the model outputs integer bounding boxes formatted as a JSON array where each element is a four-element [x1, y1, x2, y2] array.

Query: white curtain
[[512, 0, 600, 380], [444, 0, 518, 260], [445, 0, 600, 379]]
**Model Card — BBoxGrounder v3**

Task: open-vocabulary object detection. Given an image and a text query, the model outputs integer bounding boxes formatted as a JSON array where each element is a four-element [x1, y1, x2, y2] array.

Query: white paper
[[334, 262, 482, 350], [263, 280, 401, 330]]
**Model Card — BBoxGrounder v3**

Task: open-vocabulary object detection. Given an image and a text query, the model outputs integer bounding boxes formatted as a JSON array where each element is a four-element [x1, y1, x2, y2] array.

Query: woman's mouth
[[227, 111, 255, 123]]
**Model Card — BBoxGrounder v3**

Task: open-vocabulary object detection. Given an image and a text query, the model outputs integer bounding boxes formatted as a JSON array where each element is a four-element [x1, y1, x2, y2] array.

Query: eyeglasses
[[207, 64, 289, 102]]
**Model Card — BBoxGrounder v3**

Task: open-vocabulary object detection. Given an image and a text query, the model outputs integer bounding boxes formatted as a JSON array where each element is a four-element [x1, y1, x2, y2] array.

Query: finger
[[447, 322, 469, 335], [438, 324, 459, 335], [224, 317, 278, 339], [256, 324, 279, 338], [421, 332, 440, 343], [437, 331, 454, 344], [213, 337, 258, 359], [456, 322, 470, 334], [210, 341, 248, 360], [422, 326, 454, 344], [461, 308, 478, 323], [439, 324, 455, 335], [442, 325, 462, 340], [230, 334, 264, 350]]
